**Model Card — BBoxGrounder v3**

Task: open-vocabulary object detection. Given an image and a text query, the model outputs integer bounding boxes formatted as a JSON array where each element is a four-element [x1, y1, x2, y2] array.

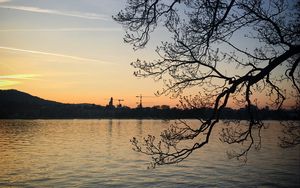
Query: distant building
[[106, 97, 115, 109], [109, 97, 113, 106]]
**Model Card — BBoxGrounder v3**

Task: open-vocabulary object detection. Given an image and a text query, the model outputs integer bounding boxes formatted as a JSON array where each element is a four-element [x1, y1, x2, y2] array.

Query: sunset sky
[[0, 0, 176, 107], [0, 0, 296, 108]]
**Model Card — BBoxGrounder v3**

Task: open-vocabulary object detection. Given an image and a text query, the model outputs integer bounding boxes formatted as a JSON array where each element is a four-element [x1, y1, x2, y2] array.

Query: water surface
[[0, 120, 299, 187]]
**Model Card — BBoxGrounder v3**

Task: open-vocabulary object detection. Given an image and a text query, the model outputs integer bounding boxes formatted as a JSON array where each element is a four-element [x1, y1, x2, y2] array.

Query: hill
[[0, 90, 104, 118], [0, 89, 62, 106]]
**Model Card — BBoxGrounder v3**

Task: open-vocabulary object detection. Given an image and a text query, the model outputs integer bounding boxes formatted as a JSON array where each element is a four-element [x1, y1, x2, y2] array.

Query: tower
[[108, 97, 114, 108]]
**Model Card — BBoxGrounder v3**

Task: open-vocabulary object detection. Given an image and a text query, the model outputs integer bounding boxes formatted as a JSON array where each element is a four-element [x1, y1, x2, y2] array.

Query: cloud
[[0, 74, 40, 79], [0, 80, 20, 87], [0, 27, 121, 32], [0, 74, 39, 87], [0, 46, 112, 64], [0, 5, 109, 20], [0, 0, 11, 3]]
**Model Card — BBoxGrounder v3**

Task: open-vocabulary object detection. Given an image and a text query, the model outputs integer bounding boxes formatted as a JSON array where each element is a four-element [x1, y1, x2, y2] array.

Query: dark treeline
[[0, 90, 298, 120]]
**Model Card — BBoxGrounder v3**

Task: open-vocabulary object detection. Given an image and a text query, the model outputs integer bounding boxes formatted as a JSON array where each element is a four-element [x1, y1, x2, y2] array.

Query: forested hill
[[0, 89, 104, 119], [0, 89, 61, 106], [0, 89, 298, 120]]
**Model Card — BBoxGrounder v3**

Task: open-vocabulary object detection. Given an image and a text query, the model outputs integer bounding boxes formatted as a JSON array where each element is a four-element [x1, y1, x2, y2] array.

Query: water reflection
[[0, 120, 299, 187], [116, 120, 121, 137], [0, 120, 39, 143], [106, 119, 113, 157], [136, 119, 143, 137]]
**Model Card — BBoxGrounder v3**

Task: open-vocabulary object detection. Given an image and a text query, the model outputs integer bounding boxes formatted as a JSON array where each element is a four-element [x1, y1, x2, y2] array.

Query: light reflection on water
[[0, 119, 299, 187]]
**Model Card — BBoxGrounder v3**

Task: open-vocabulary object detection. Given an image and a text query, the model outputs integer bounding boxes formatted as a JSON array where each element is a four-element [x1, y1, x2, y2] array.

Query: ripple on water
[[0, 120, 299, 187]]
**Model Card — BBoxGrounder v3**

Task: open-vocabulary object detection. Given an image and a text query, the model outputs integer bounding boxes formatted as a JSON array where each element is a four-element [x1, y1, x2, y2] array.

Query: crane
[[136, 94, 154, 108], [117, 99, 124, 108]]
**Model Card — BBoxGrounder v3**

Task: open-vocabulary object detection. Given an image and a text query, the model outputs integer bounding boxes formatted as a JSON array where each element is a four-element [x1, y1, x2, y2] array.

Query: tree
[[114, 0, 300, 167]]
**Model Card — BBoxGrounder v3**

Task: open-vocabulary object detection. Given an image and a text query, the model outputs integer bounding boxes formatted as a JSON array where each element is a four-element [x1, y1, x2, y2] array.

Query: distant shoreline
[[1, 89, 299, 120]]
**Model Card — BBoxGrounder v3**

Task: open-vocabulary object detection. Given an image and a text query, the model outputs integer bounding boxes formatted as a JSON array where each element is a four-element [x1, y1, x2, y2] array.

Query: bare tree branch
[[115, 0, 300, 167]]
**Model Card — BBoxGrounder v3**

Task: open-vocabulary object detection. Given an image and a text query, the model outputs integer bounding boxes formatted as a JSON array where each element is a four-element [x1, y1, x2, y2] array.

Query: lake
[[0, 119, 299, 187]]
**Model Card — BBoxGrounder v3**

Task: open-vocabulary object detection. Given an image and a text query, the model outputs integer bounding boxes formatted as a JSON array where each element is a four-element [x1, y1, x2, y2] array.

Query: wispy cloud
[[0, 0, 11, 3], [0, 74, 40, 79], [0, 5, 109, 20], [0, 80, 20, 87], [0, 27, 121, 32], [0, 46, 112, 64], [0, 74, 40, 87]]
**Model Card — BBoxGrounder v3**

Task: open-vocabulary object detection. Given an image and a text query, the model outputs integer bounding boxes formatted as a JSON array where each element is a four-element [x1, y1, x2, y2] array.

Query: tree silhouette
[[114, 0, 300, 167]]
